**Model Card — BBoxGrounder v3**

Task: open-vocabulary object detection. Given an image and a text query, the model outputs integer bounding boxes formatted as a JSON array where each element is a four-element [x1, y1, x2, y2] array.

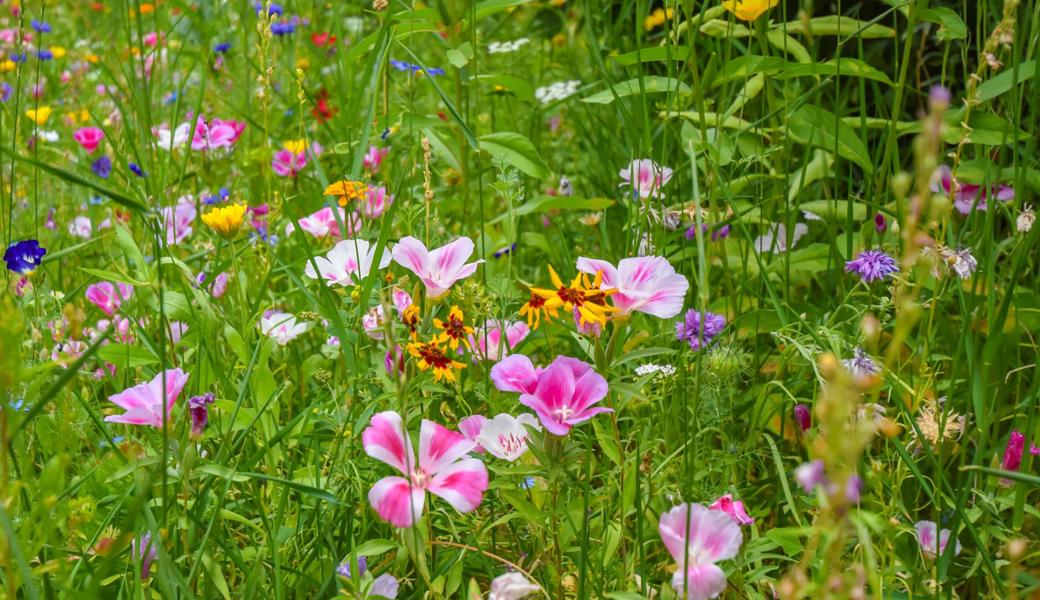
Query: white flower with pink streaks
[[576, 255, 688, 318], [659, 503, 743, 600], [619, 158, 672, 199], [391, 236, 483, 299], [105, 368, 190, 428]]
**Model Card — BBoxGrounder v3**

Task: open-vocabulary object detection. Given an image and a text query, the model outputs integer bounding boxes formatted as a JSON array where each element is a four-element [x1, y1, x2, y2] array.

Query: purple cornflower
[[675, 309, 726, 351], [132, 532, 158, 579], [845, 249, 898, 282], [255, 2, 283, 15], [91, 156, 112, 179], [187, 393, 215, 439], [31, 19, 51, 33], [5, 239, 46, 274], [337, 555, 367, 578], [1000, 431, 1026, 487], [684, 223, 730, 241], [793, 404, 811, 432], [841, 347, 880, 378]]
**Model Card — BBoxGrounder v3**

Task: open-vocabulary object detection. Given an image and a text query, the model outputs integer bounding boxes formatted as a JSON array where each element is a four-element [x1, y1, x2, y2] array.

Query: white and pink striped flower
[[619, 158, 672, 199], [659, 503, 743, 600], [105, 368, 190, 428], [576, 255, 688, 318], [391, 236, 483, 300], [362, 411, 489, 528]]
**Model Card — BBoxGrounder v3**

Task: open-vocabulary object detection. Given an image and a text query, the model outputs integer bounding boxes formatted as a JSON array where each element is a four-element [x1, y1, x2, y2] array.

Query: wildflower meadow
[[3, 0, 1040, 598]]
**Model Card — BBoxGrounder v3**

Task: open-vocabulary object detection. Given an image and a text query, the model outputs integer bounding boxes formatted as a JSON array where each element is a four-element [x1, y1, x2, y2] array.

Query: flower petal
[[427, 457, 488, 513], [368, 476, 425, 528], [362, 411, 415, 475], [418, 419, 474, 474]]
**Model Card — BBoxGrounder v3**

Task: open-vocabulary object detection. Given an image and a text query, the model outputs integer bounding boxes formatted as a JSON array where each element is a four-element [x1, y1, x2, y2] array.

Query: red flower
[[311, 89, 337, 123], [311, 32, 337, 47]]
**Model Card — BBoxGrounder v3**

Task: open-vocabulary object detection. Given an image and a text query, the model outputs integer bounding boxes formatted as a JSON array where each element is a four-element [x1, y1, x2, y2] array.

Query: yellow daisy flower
[[201, 203, 247, 238]]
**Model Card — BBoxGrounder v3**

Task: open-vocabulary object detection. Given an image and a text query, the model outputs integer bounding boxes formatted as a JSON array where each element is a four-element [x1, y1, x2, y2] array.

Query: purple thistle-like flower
[[675, 309, 726, 351], [845, 249, 899, 282], [187, 393, 215, 439], [4, 239, 46, 274]]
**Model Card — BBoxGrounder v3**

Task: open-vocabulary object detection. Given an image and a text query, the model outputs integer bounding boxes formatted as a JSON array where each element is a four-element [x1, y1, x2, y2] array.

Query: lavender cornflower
[[31, 19, 51, 33], [1000, 431, 1025, 487], [187, 393, 215, 439], [675, 309, 726, 350], [271, 21, 295, 35], [842, 347, 880, 378], [91, 156, 112, 179], [337, 555, 367, 578], [845, 249, 899, 282]]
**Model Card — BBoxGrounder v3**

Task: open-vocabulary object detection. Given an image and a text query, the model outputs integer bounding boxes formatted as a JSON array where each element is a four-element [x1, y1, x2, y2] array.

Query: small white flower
[[476, 414, 540, 462], [1017, 205, 1034, 233], [534, 80, 581, 105], [754, 222, 808, 254], [487, 37, 530, 54], [260, 312, 309, 346], [489, 571, 540, 600]]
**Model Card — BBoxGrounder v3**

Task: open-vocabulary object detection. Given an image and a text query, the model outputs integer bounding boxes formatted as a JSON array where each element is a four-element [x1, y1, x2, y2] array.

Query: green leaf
[[943, 109, 1031, 145], [920, 7, 967, 41], [787, 104, 874, 173], [352, 539, 398, 557], [78, 267, 148, 287], [446, 42, 472, 68], [513, 195, 615, 216], [238, 472, 339, 504], [714, 56, 893, 86], [96, 344, 160, 368], [777, 16, 895, 38], [961, 466, 1040, 487], [473, 0, 532, 20], [478, 132, 550, 179], [611, 46, 691, 66], [582, 76, 690, 104], [975, 60, 1037, 103]]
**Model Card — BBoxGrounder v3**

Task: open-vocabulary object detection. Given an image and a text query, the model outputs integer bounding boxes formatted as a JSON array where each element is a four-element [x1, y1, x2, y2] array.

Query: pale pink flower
[[489, 571, 540, 600], [915, 520, 961, 559], [576, 255, 688, 318], [68, 216, 93, 239], [469, 320, 530, 361], [619, 158, 672, 199], [304, 238, 391, 286], [492, 354, 611, 436], [287, 207, 362, 239], [271, 149, 307, 177], [167, 321, 189, 344], [363, 145, 389, 173], [391, 236, 483, 299], [709, 494, 754, 526], [477, 413, 541, 462], [362, 305, 387, 339], [458, 415, 487, 452], [86, 282, 134, 316], [659, 503, 743, 600], [210, 272, 229, 298], [362, 186, 394, 219], [105, 368, 190, 428], [362, 411, 489, 528], [51, 340, 86, 367], [73, 127, 104, 153], [260, 311, 308, 345], [191, 116, 243, 151], [96, 317, 133, 343], [159, 197, 196, 245], [392, 288, 413, 313]]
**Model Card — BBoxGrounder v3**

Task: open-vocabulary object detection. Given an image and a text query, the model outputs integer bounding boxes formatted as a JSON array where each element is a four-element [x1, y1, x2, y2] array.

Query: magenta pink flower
[[576, 255, 688, 318], [470, 320, 530, 361], [492, 354, 611, 436], [271, 149, 307, 177], [709, 494, 754, 526], [105, 368, 190, 428], [191, 116, 243, 151], [391, 236, 483, 299], [73, 127, 104, 153], [659, 503, 743, 600], [287, 207, 362, 239], [362, 186, 394, 219], [85, 282, 133, 316], [363, 145, 389, 173], [362, 411, 489, 528]]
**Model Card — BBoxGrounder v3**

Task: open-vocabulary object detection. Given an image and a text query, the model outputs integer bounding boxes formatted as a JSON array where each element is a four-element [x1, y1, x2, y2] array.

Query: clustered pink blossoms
[[491, 354, 611, 436]]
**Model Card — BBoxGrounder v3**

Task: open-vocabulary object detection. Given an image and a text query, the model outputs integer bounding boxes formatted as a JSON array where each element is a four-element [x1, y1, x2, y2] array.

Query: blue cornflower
[[675, 309, 726, 351], [425, 67, 445, 76], [844, 249, 898, 282], [88, 196, 105, 205], [520, 476, 536, 490], [9, 53, 26, 63], [219, 187, 230, 200], [35, 49, 53, 61], [31, 20, 51, 33], [254, 2, 283, 16], [214, 42, 231, 53], [389, 59, 412, 71], [4, 239, 47, 274], [129, 162, 145, 177], [1, 83, 11, 102], [271, 21, 295, 36], [493, 243, 516, 258], [91, 156, 112, 179], [162, 91, 178, 105]]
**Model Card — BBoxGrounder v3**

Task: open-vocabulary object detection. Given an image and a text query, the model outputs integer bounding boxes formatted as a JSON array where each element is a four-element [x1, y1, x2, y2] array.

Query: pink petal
[[431, 237, 475, 278], [522, 398, 572, 436], [458, 415, 487, 447], [107, 382, 154, 411], [362, 411, 415, 475], [390, 236, 430, 277], [418, 420, 474, 474], [104, 409, 160, 428], [671, 564, 728, 600], [427, 457, 488, 513], [490, 354, 540, 394], [575, 257, 620, 288], [568, 363, 609, 413], [368, 476, 425, 528]]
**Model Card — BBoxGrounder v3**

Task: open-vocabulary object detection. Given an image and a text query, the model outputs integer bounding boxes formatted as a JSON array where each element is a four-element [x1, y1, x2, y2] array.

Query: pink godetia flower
[[105, 368, 190, 428], [191, 116, 244, 151], [287, 206, 362, 239], [619, 158, 672, 199], [167, 321, 189, 345], [155, 122, 191, 150], [362, 305, 388, 339], [86, 282, 133, 316], [363, 145, 389, 173], [469, 320, 530, 361], [915, 520, 961, 560], [385, 344, 406, 376], [576, 255, 689, 318], [659, 503, 743, 600], [458, 415, 487, 452], [260, 311, 309, 345], [490, 354, 611, 436], [272, 148, 307, 177], [754, 222, 808, 254], [362, 411, 489, 528], [931, 165, 1014, 214], [391, 236, 484, 300], [68, 215, 93, 239], [73, 126, 104, 153], [477, 413, 541, 462], [489, 571, 540, 600], [362, 186, 394, 219], [159, 197, 197, 245], [709, 494, 754, 526], [51, 340, 86, 367], [392, 288, 413, 314], [304, 238, 391, 286], [96, 317, 133, 344]]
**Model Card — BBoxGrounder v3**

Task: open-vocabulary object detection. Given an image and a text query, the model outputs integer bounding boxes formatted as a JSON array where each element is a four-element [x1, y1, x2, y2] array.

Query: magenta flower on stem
[[709, 494, 754, 526], [73, 126, 104, 153], [362, 186, 394, 219], [188, 392, 215, 439], [845, 249, 899, 282], [191, 116, 244, 151], [575, 255, 689, 318], [287, 207, 362, 239], [931, 165, 1014, 214], [362, 411, 489, 528], [491, 354, 611, 436], [271, 149, 307, 177], [363, 145, 388, 173], [391, 236, 484, 299], [659, 503, 743, 600], [105, 368, 190, 428], [85, 281, 134, 317], [793, 404, 811, 432], [1000, 430, 1026, 487]]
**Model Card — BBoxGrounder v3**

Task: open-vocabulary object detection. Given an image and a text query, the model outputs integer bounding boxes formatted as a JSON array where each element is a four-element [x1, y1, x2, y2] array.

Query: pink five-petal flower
[[515, 355, 611, 436], [490, 354, 542, 395], [619, 158, 673, 199], [85, 282, 134, 316], [914, 520, 961, 560], [576, 255, 689, 318], [659, 503, 743, 600], [391, 236, 484, 300], [362, 411, 489, 528], [458, 415, 487, 452], [105, 368, 190, 428], [470, 320, 530, 361], [304, 238, 391, 286], [271, 149, 307, 177], [708, 494, 754, 526], [288, 207, 361, 239], [73, 126, 104, 153]]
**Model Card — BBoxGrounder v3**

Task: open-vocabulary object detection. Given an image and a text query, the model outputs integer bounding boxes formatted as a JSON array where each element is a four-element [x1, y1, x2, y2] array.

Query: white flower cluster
[[487, 37, 530, 54], [534, 80, 581, 105], [635, 363, 677, 378]]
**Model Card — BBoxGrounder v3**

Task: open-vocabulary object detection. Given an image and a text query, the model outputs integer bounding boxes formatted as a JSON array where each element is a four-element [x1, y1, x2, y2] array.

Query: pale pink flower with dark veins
[[85, 282, 134, 316], [491, 354, 611, 436], [619, 158, 673, 199], [576, 255, 689, 318], [105, 368, 190, 428], [286, 207, 362, 239], [391, 236, 484, 299], [659, 503, 743, 600], [469, 320, 530, 361], [304, 239, 391, 286], [477, 413, 541, 462], [915, 520, 961, 559], [362, 411, 489, 528], [708, 494, 754, 525]]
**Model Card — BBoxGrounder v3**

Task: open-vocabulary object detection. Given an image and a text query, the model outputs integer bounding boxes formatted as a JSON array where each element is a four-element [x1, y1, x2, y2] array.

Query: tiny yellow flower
[[201, 203, 247, 238], [50, 46, 67, 59], [295, 57, 310, 71], [721, 0, 778, 21], [1, 60, 16, 72], [644, 7, 674, 31], [283, 139, 306, 154], [26, 106, 52, 125], [85, 53, 100, 64]]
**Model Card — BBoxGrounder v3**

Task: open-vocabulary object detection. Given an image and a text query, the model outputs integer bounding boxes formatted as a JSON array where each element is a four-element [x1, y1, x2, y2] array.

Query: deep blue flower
[[4, 239, 47, 274], [270, 21, 295, 35], [35, 49, 53, 61], [219, 187, 230, 199], [92, 156, 112, 179], [0, 83, 11, 102], [9, 53, 26, 63], [380, 128, 391, 141], [214, 42, 231, 53], [389, 59, 414, 72], [844, 249, 898, 282], [493, 243, 516, 258], [31, 20, 51, 33], [255, 2, 283, 16], [425, 67, 445, 76], [162, 91, 179, 105], [129, 162, 145, 177]]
